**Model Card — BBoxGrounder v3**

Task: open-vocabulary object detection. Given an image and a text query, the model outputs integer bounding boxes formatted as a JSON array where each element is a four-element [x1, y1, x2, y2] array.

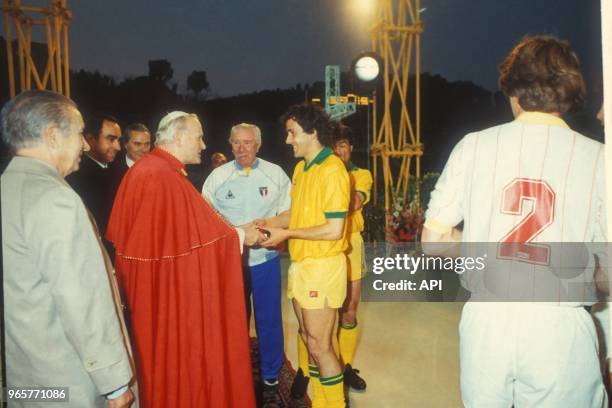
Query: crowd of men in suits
[[65, 114, 230, 247], [64, 115, 150, 241]]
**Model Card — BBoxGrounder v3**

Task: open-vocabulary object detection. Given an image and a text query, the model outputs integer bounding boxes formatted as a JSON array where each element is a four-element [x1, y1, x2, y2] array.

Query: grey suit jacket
[[1, 157, 133, 407]]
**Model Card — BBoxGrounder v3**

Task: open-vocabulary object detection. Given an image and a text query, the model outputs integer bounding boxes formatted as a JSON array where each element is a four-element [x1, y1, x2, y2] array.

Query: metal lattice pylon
[[370, 0, 423, 211], [2, 0, 72, 97]]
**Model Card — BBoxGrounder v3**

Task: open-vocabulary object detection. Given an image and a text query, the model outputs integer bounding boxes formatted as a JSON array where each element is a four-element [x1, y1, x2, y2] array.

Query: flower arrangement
[[364, 172, 439, 243], [386, 198, 425, 243]]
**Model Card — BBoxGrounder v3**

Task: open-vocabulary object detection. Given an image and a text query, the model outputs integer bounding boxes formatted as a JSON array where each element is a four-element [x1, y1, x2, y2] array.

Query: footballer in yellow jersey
[[259, 104, 349, 408], [286, 122, 374, 399], [345, 164, 372, 280], [332, 124, 372, 392]]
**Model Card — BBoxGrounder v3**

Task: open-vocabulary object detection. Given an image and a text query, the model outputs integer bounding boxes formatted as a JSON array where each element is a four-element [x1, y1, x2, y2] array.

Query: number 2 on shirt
[[498, 178, 555, 265]]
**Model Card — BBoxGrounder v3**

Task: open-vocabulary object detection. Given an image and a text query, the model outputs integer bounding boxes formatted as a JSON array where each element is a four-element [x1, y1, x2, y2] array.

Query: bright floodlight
[[354, 55, 380, 82], [353, 0, 375, 15]]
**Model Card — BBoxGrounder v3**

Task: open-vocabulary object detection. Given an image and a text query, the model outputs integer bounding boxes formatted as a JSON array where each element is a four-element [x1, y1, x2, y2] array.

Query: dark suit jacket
[[109, 152, 130, 201], [66, 154, 114, 237]]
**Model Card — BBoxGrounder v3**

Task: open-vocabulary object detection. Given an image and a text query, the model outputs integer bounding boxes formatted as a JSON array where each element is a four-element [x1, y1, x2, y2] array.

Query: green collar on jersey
[[348, 162, 359, 171], [304, 147, 333, 171]]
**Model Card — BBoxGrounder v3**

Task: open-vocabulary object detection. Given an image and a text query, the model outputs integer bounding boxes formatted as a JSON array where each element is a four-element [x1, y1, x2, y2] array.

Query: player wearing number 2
[[422, 36, 607, 407]]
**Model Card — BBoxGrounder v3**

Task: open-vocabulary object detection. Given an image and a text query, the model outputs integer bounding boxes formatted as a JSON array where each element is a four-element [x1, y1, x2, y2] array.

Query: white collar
[[87, 154, 108, 168]]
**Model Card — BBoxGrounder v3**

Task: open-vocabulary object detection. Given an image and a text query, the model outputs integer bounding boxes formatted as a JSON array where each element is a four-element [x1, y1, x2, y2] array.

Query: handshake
[[238, 219, 289, 248]]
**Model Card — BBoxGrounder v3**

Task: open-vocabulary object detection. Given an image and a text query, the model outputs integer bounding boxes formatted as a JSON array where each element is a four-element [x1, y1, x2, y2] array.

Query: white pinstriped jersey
[[425, 112, 607, 244], [425, 112, 607, 305]]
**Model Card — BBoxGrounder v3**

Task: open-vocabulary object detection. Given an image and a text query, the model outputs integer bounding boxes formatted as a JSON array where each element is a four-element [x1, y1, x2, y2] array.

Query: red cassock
[[107, 148, 255, 408]]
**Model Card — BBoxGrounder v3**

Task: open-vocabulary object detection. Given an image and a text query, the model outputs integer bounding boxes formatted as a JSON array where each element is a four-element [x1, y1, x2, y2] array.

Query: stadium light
[[352, 0, 376, 16], [352, 52, 382, 83]]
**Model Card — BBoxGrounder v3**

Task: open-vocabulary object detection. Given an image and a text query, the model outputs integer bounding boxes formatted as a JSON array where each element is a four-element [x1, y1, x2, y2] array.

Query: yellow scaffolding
[[370, 0, 423, 212], [1, 0, 72, 97]]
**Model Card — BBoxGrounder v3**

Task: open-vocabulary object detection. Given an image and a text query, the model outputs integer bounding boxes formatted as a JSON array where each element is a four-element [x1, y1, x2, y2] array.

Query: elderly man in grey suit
[[1, 90, 134, 407]]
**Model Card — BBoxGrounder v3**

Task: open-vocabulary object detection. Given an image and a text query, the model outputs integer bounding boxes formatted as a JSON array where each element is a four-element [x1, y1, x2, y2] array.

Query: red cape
[[107, 148, 255, 408]]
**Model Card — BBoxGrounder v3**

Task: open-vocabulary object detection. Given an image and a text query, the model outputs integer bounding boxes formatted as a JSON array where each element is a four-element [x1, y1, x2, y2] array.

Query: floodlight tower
[[369, 0, 423, 211], [1, 0, 72, 97], [325, 65, 357, 121]]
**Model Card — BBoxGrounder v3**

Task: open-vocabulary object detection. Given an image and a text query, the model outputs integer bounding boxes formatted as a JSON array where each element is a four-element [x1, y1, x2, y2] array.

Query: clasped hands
[[238, 219, 289, 248]]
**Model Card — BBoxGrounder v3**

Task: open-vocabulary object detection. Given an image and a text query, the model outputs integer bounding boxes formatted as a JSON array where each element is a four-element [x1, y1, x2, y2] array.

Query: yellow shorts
[[287, 253, 347, 309], [346, 232, 366, 281]]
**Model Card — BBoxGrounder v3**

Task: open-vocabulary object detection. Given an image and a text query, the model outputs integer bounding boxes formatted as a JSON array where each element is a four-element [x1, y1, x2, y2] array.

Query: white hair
[[155, 111, 199, 145], [229, 123, 261, 146]]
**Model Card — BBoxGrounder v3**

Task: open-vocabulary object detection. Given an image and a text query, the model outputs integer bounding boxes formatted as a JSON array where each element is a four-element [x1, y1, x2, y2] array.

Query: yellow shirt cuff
[[424, 218, 453, 235]]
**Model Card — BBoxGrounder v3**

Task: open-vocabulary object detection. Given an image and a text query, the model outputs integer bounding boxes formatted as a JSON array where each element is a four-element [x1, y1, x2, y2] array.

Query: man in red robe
[[107, 111, 259, 408]]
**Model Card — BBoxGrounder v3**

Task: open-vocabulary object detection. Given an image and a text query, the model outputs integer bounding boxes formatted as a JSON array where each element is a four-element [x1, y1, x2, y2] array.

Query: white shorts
[[460, 302, 606, 408]]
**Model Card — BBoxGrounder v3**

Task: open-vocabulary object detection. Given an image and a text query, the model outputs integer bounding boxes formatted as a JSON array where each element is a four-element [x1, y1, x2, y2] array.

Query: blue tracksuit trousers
[[243, 256, 284, 381]]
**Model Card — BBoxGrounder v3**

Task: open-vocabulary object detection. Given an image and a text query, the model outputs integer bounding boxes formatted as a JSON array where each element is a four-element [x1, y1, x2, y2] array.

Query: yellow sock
[[339, 321, 358, 366], [309, 365, 326, 408], [298, 333, 310, 376], [320, 373, 346, 408]]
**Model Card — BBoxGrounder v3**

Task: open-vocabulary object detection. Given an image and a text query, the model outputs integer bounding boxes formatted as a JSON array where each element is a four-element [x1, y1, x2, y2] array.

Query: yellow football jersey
[[289, 147, 350, 262], [347, 164, 373, 234]]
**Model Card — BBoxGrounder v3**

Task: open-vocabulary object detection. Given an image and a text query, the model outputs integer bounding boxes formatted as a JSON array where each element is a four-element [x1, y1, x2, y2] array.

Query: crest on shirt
[[259, 187, 268, 197], [225, 190, 235, 199]]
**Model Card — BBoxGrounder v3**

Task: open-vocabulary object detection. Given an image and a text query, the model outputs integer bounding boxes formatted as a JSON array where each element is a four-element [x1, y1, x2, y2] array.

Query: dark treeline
[[0, 37, 605, 178]]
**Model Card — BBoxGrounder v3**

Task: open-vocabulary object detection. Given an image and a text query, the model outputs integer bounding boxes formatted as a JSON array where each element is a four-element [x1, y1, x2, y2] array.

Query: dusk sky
[[65, 1, 603, 98]]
